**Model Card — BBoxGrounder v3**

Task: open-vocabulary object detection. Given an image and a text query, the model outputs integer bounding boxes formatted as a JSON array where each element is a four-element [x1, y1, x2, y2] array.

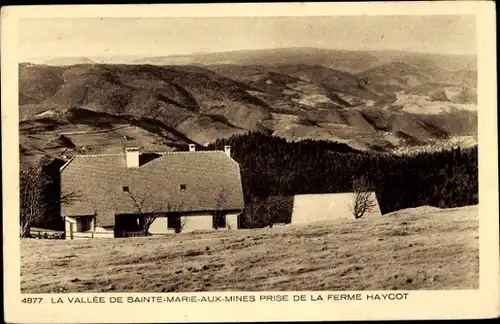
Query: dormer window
[[123, 186, 129, 192], [180, 184, 186, 190]]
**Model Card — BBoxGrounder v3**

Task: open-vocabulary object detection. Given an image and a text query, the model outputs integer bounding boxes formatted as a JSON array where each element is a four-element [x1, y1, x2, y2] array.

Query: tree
[[213, 187, 227, 229], [60, 190, 80, 205], [349, 176, 377, 219], [20, 163, 48, 237], [244, 197, 269, 228], [174, 217, 187, 234], [243, 194, 288, 228], [264, 195, 292, 228], [126, 190, 182, 235]]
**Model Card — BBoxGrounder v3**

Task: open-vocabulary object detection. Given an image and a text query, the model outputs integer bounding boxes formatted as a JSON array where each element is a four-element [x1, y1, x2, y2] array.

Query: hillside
[[20, 107, 197, 160], [20, 205, 478, 293], [19, 55, 477, 159], [357, 61, 477, 104]]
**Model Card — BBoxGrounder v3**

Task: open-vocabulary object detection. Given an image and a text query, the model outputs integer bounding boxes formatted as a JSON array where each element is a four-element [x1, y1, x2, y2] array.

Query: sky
[[19, 15, 476, 62]]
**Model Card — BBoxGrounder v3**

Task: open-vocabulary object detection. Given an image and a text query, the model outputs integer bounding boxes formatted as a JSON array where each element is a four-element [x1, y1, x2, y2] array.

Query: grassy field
[[21, 205, 478, 293]]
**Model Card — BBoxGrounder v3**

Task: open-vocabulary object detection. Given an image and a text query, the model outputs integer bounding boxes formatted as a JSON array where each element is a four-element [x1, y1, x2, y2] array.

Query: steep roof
[[61, 151, 244, 226]]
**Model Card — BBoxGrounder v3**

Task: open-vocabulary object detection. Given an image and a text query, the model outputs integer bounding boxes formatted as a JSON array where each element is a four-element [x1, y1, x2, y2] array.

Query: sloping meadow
[[21, 205, 478, 293]]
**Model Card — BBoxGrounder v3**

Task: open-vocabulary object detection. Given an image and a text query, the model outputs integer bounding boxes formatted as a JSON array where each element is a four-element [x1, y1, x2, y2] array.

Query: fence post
[[92, 214, 96, 239]]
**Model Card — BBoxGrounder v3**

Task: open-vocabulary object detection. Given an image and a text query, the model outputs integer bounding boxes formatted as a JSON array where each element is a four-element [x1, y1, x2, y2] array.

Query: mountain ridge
[[19, 51, 477, 160], [28, 47, 477, 73]]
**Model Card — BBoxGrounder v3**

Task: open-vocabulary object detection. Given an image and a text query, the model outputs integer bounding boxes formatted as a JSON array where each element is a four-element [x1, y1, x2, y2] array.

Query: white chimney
[[224, 145, 231, 157], [125, 147, 139, 168], [189, 144, 196, 152]]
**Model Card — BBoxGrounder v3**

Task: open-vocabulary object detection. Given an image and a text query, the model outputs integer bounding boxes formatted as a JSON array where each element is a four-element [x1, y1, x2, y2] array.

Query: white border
[[2, 2, 499, 322]]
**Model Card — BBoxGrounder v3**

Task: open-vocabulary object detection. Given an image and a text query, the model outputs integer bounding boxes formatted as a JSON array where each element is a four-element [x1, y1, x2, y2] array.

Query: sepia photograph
[[2, 2, 498, 322], [17, 13, 481, 293]]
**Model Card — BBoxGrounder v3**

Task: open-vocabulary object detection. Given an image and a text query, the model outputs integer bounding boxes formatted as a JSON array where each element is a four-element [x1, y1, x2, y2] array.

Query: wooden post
[[92, 214, 96, 239]]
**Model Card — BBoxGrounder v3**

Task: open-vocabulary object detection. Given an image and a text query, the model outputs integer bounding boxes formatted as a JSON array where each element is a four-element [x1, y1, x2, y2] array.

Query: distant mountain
[[131, 47, 477, 73], [29, 47, 476, 73], [132, 48, 382, 73], [42, 57, 96, 66], [18, 54, 477, 160]]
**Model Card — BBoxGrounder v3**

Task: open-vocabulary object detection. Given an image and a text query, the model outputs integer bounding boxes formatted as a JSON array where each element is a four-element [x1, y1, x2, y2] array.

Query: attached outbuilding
[[291, 192, 382, 224]]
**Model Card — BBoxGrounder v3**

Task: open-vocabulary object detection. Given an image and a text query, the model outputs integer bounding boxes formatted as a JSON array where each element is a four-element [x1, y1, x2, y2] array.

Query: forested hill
[[206, 133, 478, 216]]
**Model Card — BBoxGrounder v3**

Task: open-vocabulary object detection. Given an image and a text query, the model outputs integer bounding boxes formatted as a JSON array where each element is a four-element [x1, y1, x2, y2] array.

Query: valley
[[19, 48, 477, 161]]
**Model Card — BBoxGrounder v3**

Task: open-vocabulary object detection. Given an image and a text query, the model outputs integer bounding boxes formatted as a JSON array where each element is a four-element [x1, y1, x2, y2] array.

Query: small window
[[180, 184, 186, 190], [77, 217, 92, 232], [123, 186, 129, 192]]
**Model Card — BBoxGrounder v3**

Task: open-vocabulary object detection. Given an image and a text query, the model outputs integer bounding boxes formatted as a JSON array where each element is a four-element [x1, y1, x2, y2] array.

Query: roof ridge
[[150, 150, 226, 154], [72, 150, 227, 157], [295, 191, 377, 196], [74, 153, 125, 157]]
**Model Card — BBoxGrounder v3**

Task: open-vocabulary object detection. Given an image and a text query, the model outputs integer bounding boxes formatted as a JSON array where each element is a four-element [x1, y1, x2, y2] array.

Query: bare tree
[[142, 213, 160, 236], [60, 190, 80, 205], [244, 196, 268, 228], [349, 176, 377, 219], [20, 163, 48, 237], [213, 187, 228, 229], [126, 190, 182, 235]]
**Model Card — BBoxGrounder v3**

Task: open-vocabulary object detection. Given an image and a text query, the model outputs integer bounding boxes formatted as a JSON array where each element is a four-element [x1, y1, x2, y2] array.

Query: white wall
[[182, 214, 213, 232], [64, 219, 73, 240], [225, 213, 239, 230], [148, 214, 213, 234], [148, 217, 176, 235], [149, 212, 240, 234], [292, 192, 382, 225]]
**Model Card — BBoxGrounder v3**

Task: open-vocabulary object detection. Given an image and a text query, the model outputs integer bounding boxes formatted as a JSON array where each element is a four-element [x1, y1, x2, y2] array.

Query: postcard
[[2, 2, 498, 322]]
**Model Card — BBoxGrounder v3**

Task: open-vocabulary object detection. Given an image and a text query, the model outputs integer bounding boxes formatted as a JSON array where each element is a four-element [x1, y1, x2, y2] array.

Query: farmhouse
[[291, 192, 382, 224], [60, 145, 244, 239]]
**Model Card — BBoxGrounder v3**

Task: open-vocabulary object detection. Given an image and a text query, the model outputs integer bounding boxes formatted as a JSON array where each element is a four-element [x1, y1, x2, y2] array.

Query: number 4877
[[21, 297, 43, 304]]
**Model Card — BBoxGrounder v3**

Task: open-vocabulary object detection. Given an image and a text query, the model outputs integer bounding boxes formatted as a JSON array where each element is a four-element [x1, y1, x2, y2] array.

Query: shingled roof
[[60, 150, 245, 227]]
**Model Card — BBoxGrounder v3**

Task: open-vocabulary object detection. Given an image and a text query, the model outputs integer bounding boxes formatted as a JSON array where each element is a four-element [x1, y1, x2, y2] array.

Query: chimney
[[125, 147, 139, 168], [189, 144, 196, 152], [224, 145, 231, 157]]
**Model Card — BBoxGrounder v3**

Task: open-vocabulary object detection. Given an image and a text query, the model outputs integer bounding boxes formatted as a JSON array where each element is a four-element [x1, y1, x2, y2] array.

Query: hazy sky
[[19, 15, 476, 61]]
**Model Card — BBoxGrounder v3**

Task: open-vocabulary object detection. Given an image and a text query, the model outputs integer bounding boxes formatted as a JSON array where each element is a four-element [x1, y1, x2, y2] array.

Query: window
[[122, 186, 129, 192], [213, 211, 226, 229], [180, 184, 186, 190], [167, 213, 181, 230], [77, 217, 92, 232]]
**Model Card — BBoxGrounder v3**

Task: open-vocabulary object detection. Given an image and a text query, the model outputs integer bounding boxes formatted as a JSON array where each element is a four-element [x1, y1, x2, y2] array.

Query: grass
[[20, 205, 478, 293]]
